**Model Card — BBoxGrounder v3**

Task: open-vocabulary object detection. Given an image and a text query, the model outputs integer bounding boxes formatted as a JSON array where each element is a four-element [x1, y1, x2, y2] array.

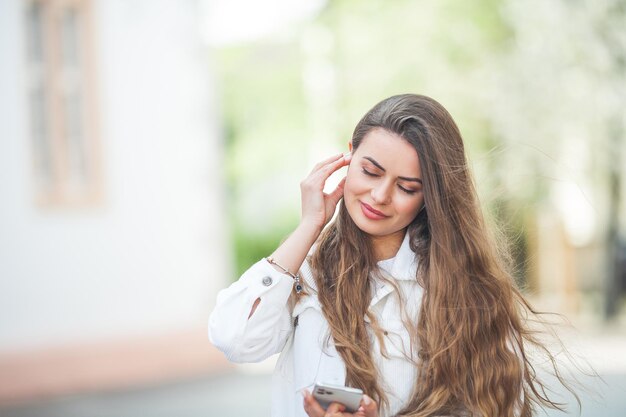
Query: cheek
[[398, 196, 424, 216], [344, 171, 365, 195]]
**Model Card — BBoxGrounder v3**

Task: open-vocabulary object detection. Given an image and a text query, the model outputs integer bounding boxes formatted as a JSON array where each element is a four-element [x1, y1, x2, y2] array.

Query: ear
[[348, 141, 353, 152]]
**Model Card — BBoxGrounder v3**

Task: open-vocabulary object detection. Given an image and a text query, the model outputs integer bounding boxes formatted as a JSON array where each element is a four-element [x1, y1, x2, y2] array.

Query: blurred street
[[0, 372, 271, 417], [2, 327, 626, 417], [0, 369, 624, 417]]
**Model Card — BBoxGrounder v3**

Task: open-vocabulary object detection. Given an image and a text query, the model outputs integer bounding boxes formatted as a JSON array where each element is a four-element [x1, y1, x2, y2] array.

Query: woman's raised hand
[[299, 152, 352, 232], [262, 152, 351, 287]]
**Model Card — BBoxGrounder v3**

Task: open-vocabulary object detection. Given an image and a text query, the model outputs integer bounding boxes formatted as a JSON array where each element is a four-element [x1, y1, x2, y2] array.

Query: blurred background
[[0, 0, 625, 416]]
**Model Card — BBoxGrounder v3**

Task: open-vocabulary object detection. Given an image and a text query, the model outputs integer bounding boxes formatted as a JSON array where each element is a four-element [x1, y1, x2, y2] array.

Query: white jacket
[[209, 231, 424, 417]]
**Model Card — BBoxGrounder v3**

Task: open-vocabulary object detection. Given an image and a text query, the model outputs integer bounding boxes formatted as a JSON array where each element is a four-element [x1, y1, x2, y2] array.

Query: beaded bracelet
[[266, 257, 303, 294]]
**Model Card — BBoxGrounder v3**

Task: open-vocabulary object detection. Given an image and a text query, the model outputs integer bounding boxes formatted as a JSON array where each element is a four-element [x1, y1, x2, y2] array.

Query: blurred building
[[0, 0, 230, 405], [486, 0, 626, 321]]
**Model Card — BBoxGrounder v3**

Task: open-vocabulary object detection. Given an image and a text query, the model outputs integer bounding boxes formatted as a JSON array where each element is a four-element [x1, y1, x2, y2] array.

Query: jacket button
[[262, 276, 273, 286]]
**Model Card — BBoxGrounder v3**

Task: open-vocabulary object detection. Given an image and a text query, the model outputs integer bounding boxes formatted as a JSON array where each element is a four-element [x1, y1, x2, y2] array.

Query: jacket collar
[[303, 229, 418, 294], [377, 229, 418, 281]]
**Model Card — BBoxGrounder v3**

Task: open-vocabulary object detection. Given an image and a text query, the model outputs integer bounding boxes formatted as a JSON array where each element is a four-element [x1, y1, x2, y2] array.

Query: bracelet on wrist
[[266, 257, 303, 294]]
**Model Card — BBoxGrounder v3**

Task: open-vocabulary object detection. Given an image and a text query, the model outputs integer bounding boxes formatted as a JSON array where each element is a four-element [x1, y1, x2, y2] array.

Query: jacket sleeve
[[208, 258, 296, 363]]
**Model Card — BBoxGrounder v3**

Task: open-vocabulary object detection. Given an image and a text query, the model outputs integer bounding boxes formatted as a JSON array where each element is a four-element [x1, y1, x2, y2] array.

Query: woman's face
[[344, 128, 424, 239]]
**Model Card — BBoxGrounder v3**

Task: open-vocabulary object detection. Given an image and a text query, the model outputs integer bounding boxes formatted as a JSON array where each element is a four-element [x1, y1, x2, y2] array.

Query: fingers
[[315, 154, 351, 189], [326, 176, 347, 205], [302, 390, 376, 417], [301, 153, 350, 195], [360, 395, 378, 417], [309, 152, 352, 178], [302, 389, 326, 417], [325, 402, 347, 416], [302, 389, 353, 417], [300, 151, 351, 229], [309, 152, 349, 175]]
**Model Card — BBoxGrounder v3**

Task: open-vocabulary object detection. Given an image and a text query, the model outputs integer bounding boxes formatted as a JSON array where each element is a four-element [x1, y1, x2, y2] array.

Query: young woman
[[209, 94, 573, 417]]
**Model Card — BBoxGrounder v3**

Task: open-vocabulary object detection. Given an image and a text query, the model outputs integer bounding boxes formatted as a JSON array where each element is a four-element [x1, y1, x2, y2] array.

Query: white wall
[[0, 0, 230, 351]]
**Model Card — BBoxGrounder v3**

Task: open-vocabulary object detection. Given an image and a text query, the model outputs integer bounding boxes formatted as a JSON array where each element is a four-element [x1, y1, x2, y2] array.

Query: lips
[[360, 202, 389, 220]]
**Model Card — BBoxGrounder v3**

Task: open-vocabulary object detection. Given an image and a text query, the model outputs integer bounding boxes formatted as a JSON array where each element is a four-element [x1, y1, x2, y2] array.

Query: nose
[[370, 181, 392, 205]]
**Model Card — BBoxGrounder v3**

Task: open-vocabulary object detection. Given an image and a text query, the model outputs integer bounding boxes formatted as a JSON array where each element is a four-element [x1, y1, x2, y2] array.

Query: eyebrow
[[363, 156, 422, 184]]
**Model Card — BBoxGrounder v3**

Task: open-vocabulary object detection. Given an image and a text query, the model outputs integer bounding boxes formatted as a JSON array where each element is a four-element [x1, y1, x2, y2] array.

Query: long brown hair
[[309, 94, 577, 416]]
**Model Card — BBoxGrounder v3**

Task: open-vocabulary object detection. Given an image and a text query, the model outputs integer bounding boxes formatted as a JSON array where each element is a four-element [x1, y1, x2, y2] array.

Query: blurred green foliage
[[215, 0, 520, 282], [215, 0, 626, 297], [218, 41, 307, 190], [232, 215, 300, 278]]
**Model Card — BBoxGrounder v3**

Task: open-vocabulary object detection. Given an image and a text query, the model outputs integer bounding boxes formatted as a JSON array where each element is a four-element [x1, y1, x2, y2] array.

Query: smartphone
[[312, 382, 364, 413]]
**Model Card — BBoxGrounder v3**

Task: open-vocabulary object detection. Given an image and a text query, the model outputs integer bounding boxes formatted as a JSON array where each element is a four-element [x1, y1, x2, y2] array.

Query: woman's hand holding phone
[[301, 388, 378, 417], [299, 152, 352, 233]]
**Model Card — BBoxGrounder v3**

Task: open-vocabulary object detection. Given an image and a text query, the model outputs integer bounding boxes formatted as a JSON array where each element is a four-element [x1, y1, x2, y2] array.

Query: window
[[25, 0, 102, 207]]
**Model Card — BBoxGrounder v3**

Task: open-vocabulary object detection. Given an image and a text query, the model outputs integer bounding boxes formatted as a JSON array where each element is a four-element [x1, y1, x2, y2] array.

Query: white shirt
[[209, 231, 423, 417]]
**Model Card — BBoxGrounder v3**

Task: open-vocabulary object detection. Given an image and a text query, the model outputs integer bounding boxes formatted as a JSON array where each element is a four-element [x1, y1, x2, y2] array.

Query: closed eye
[[362, 168, 418, 195], [399, 186, 417, 195]]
